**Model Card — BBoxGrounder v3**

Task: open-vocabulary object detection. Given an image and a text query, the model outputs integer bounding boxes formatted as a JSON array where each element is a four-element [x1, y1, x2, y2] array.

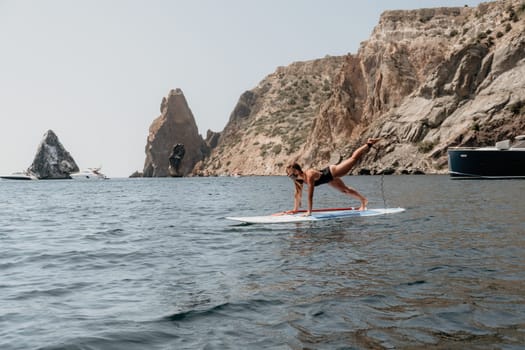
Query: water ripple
[[0, 176, 523, 349]]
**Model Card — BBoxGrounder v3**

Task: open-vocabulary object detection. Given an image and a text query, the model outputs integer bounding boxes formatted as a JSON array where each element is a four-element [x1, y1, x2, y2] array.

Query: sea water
[[0, 175, 524, 349]]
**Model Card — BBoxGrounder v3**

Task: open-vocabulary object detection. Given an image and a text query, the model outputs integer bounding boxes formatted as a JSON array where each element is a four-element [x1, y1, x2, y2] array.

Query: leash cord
[[380, 172, 387, 209]]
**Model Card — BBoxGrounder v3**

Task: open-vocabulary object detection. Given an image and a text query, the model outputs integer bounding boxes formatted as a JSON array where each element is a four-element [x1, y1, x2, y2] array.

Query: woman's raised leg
[[330, 138, 380, 177]]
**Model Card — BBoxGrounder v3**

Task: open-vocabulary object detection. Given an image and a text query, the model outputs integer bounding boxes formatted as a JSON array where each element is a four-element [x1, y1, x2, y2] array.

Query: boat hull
[[69, 168, 109, 180], [70, 173, 108, 180], [0, 172, 38, 180], [448, 149, 525, 179], [0, 175, 34, 180]]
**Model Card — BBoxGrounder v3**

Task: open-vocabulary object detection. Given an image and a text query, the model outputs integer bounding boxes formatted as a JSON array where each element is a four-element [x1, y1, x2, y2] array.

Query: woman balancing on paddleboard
[[285, 138, 381, 216]]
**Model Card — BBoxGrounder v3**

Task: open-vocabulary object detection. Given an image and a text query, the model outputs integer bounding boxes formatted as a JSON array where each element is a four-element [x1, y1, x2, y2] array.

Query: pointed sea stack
[[28, 130, 79, 179], [143, 89, 208, 177]]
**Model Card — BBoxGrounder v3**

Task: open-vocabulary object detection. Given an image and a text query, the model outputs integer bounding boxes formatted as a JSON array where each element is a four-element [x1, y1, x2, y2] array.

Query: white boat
[[0, 171, 38, 180], [69, 168, 109, 180]]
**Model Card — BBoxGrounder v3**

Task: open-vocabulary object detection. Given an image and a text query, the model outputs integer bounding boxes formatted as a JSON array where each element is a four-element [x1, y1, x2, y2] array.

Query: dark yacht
[[448, 135, 525, 179]]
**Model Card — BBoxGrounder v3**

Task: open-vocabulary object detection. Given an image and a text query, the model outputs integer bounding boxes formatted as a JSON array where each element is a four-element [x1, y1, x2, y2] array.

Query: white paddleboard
[[226, 207, 405, 224]]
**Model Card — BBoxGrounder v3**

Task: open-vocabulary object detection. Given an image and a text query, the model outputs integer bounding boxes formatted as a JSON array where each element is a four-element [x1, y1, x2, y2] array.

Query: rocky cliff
[[194, 56, 346, 175], [197, 0, 525, 176], [143, 89, 208, 177], [28, 130, 79, 179]]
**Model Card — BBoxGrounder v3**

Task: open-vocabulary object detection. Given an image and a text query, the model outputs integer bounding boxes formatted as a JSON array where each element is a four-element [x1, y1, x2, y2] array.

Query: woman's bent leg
[[329, 178, 368, 210]]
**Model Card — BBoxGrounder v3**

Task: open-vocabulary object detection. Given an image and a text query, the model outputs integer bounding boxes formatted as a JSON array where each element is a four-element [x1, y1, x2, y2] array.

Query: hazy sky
[[0, 0, 485, 177]]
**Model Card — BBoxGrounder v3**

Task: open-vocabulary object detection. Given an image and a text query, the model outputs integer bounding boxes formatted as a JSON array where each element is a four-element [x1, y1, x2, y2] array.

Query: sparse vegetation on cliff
[[507, 100, 525, 115]]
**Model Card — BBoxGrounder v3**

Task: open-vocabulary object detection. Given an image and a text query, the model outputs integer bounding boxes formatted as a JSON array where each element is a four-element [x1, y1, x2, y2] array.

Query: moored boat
[[448, 135, 525, 179], [0, 171, 38, 180], [69, 168, 109, 180]]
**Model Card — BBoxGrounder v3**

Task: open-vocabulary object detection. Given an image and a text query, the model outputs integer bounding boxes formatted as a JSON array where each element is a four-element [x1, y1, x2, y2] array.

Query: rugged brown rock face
[[143, 89, 208, 177], [367, 0, 525, 174], [194, 56, 345, 175], [198, 0, 525, 176], [28, 130, 79, 179]]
